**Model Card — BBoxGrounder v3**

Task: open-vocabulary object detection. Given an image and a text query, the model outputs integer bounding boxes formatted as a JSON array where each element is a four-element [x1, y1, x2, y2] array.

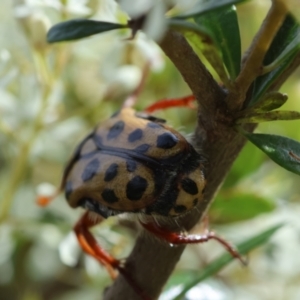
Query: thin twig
[[226, 0, 288, 111], [122, 61, 151, 108]]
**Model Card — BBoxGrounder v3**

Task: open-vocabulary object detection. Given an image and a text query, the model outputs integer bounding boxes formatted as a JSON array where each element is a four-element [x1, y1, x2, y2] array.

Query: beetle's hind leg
[[140, 218, 247, 266]]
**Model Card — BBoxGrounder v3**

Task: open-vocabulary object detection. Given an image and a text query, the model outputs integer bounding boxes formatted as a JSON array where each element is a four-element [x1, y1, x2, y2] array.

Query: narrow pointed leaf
[[168, 19, 230, 83], [194, 5, 241, 79], [242, 132, 300, 175], [172, 223, 283, 300], [175, 0, 250, 19], [263, 28, 300, 73], [251, 16, 300, 105], [182, 23, 230, 86], [247, 92, 288, 113], [47, 19, 127, 43], [237, 110, 300, 124]]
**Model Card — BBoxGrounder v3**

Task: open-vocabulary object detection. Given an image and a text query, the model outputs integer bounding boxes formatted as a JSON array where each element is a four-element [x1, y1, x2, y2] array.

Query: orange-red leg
[[74, 211, 121, 278], [144, 95, 196, 113], [75, 212, 152, 300], [36, 189, 60, 207], [140, 219, 247, 265]]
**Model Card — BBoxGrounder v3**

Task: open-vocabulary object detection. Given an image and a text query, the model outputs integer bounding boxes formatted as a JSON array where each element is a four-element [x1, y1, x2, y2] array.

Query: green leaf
[[168, 19, 229, 82], [168, 19, 211, 38], [194, 5, 241, 79], [223, 142, 264, 188], [175, 0, 250, 19], [47, 19, 127, 43], [242, 132, 300, 175], [263, 28, 300, 73], [183, 24, 230, 86], [251, 16, 300, 105], [171, 223, 283, 300], [237, 110, 300, 124], [210, 192, 275, 223], [247, 92, 288, 113]]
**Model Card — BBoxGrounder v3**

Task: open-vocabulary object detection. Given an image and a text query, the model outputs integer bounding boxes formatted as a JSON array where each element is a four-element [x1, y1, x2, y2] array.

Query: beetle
[[38, 98, 243, 299], [64, 107, 205, 218]]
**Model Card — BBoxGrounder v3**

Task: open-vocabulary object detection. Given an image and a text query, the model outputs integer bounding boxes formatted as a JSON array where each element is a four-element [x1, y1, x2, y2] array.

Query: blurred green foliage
[[0, 1, 300, 300]]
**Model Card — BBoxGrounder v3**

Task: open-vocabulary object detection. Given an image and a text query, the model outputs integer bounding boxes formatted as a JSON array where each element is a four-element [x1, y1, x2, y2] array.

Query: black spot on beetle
[[134, 144, 150, 153], [174, 205, 187, 214], [156, 132, 178, 149], [81, 158, 100, 182], [104, 163, 118, 181], [101, 189, 119, 203], [126, 160, 137, 172], [181, 178, 198, 195], [126, 176, 148, 201], [128, 128, 143, 143], [65, 181, 73, 199], [107, 121, 125, 140]]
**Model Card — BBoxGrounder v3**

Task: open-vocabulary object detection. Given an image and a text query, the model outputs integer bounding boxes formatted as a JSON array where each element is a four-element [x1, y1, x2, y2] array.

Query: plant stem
[[226, 0, 288, 111]]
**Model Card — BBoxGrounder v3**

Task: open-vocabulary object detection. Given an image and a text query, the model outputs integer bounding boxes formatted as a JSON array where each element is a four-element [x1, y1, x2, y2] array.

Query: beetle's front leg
[[140, 219, 247, 265], [144, 95, 196, 113]]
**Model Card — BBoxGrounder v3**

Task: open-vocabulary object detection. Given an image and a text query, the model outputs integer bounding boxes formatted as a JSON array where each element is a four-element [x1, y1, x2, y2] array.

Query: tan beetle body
[[62, 108, 206, 218]]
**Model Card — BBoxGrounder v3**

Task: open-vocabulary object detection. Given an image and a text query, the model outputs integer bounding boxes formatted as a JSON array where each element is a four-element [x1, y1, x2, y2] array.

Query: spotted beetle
[[63, 107, 206, 218], [38, 97, 244, 300]]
